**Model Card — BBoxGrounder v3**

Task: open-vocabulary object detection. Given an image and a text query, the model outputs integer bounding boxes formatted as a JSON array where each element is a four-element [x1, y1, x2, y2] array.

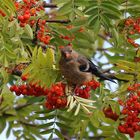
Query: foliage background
[[1, 0, 140, 140]]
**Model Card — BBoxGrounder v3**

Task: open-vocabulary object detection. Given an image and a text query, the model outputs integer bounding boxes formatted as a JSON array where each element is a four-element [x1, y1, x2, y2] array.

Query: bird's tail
[[88, 59, 117, 83], [98, 73, 117, 84]]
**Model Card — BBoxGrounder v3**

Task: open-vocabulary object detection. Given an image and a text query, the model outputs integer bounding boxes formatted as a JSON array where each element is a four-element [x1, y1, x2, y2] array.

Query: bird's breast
[[59, 59, 92, 85]]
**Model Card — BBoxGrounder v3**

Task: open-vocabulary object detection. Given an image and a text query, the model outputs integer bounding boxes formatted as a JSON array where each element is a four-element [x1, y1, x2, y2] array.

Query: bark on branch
[[45, 19, 70, 24], [43, 1, 57, 8]]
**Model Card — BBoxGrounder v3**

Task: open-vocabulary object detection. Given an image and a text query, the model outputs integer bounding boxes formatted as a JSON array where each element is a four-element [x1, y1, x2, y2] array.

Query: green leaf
[[24, 24, 33, 39], [40, 128, 54, 135], [0, 116, 6, 133], [56, 122, 72, 130], [74, 9, 84, 17], [38, 122, 54, 128], [48, 133, 53, 140], [90, 111, 100, 127], [101, 2, 121, 19], [85, 5, 98, 15], [6, 122, 12, 138], [55, 129, 64, 140], [58, 1, 72, 15], [27, 96, 44, 104], [115, 73, 134, 81], [134, 132, 140, 140]]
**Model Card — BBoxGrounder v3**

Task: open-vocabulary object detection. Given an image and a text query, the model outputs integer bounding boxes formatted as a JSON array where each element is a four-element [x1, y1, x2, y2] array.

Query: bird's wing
[[77, 56, 90, 72], [77, 57, 116, 83]]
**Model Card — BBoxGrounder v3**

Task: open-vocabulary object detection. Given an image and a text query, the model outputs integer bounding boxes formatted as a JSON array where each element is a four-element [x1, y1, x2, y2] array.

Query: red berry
[[21, 74, 28, 81], [24, 14, 30, 20]]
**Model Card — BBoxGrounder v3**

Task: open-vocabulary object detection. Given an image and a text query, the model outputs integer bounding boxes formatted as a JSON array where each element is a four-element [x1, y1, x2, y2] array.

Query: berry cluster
[[10, 74, 100, 110], [75, 80, 100, 99], [59, 25, 84, 44], [10, 74, 48, 96], [124, 18, 140, 48], [10, 83, 48, 96], [118, 83, 140, 138], [45, 83, 67, 109], [15, 0, 45, 27], [37, 19, 51, 45], [103, 107, 119, 121], [0, 10, 6, 17], [14, 1, 52, 45], [127, 83, 140, 94]]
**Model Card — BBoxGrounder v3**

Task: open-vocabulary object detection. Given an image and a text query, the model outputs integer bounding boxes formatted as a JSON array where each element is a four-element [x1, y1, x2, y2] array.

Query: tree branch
[[45, 19, 70, 24], [14, 103, 33, 110], [42, 1, 57, 8], [98, 34, 113, 46]]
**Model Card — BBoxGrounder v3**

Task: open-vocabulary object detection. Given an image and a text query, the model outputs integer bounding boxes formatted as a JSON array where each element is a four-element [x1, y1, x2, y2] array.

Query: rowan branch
[[45, 19, 70, 23], [42, 1, 57, 8], [98, 34, 113, 46], [14, 103, 33, 110]]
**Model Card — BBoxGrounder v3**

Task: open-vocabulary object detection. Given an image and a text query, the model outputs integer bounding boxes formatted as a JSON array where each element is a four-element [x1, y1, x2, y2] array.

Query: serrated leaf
[[24, 24, 33, 39], [55, 129, 64, 140], [6, 122, 12, 138], [134, 132, 140, 140], [74, 9, 84, 17], [56, 122, 72, 129], [38, 122, 54, 128], [40, 128, 54, 135], [0, 117, 6, 133], [48, 133, 53, 140], [115, 73, 134, 81], [90, 111, 100, 127], [58, 1, 72, 15]]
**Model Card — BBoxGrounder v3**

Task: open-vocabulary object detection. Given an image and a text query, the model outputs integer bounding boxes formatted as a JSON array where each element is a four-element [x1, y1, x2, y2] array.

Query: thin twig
[[45, 19, 70, 24], [43, 1, 57, 8], [98, 34, 113, 46], [14, 103, 33, 110]]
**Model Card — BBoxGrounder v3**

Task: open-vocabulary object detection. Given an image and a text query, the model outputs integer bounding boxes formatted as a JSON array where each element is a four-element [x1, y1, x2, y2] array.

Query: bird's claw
[[65, 85, 75, 96]]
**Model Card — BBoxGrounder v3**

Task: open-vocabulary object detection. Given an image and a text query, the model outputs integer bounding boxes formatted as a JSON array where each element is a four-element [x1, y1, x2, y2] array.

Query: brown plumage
[[59, 46, 92, 85], [59, 46, 116, 86]]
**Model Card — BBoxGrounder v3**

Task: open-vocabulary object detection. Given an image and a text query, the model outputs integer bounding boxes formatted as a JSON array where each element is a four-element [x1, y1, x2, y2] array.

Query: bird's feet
[[65, 85, 75, 96]]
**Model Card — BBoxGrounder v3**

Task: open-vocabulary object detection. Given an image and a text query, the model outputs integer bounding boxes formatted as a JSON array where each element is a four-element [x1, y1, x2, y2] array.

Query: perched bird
[[59, 45, 116, 86]]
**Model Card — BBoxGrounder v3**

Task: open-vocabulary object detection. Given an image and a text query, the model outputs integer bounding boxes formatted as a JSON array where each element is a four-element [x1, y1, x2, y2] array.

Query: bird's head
[[59, 45, 73, 60]]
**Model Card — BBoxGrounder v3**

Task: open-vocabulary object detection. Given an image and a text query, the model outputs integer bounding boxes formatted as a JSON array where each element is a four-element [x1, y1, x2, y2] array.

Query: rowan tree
[[0, 0, 140, 140]]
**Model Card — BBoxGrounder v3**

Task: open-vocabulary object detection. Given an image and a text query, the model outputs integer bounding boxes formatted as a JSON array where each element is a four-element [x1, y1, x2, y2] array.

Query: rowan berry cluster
[[124, 18, 140, 48], [10, 75, 100, 110], [75, 80, 100, 99], [15, 0, 45, 27], [10, 83, 48, 96], [103, 107, 119, 121], [118, 83, 140, 138], [10, 75, 48, 96], [60, 25, 84, 43], [37, 19, 51, 45], [45, 83, 67, 109], [14, 0, 52, 45]]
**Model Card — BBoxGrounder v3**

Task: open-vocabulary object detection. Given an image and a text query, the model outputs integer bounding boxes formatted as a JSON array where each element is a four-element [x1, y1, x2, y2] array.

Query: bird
[[59, 45, 116, 86]]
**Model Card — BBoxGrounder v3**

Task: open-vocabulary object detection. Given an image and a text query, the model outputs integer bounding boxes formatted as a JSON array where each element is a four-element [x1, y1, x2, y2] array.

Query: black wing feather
[[79, 58, 116, 83]]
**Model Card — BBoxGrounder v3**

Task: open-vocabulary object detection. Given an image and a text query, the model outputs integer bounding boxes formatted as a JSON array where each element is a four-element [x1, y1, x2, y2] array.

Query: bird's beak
[[65, 52, 71, 58]]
